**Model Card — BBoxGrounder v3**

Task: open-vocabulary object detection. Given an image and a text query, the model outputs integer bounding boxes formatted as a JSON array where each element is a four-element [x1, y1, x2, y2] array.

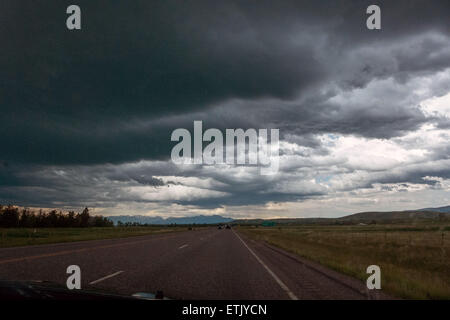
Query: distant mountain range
[[107, 214, 233, 225], [107, 205, 450, 225]]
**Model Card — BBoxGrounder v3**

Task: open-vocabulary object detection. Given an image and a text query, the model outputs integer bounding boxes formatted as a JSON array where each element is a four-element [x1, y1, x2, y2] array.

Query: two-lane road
[[0, 228, 388, 299]]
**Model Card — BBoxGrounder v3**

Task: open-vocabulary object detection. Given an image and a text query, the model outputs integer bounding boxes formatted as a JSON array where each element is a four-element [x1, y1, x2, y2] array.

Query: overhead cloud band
[[1, 0, 450, 218]]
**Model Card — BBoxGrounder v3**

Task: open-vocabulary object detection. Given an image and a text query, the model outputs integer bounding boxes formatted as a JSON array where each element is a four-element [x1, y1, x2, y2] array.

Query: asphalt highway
[[0, 228, 389, 299]]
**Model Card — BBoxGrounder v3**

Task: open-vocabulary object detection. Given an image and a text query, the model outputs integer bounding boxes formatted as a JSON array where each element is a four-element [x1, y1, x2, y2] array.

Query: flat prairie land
[[0, 226, 186, 248], [239, 222, 450, 299]]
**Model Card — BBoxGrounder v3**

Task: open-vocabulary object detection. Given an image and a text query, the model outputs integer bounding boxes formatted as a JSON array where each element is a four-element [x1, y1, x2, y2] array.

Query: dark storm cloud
[[2, 0, 450, 166], [0, 160, 325, 208], [2, 1, 450, 212]]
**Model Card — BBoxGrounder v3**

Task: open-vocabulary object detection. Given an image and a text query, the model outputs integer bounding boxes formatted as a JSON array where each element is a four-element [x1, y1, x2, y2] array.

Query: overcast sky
[[1, 0, 450, 218]]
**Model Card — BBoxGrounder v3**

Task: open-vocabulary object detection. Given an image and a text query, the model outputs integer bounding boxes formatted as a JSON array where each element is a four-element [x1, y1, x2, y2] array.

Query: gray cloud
[[1, 1, 450, 215]]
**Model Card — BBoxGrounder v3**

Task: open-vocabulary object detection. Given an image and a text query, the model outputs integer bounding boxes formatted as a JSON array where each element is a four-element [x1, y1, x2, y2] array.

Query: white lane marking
[[179, 244, 188, 249], [89, 271, 124, 285], [232, 230, 299, 300]]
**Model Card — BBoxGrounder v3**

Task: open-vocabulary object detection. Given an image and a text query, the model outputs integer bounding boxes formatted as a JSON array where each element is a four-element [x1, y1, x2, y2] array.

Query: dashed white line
[[89, 271, 124, 285], [232, 229, 299, 300], [178, 244, 188, 249]]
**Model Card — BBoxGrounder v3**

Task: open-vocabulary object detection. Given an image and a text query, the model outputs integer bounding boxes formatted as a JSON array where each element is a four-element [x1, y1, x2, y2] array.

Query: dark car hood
[[0, 280, 143, 300]]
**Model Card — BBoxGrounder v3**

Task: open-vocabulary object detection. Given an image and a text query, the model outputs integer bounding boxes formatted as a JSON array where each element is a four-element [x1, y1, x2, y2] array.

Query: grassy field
[[238, 222, 450, 299], [0, 226, 189, 248]]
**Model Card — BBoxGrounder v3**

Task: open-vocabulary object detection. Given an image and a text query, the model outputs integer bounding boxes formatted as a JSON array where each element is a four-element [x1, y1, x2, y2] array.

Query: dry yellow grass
[[239, 223, 450, 299]]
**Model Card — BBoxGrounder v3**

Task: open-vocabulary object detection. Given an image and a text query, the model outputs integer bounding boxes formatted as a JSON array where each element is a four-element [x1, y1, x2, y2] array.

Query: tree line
[[0, 206, 113, 228]]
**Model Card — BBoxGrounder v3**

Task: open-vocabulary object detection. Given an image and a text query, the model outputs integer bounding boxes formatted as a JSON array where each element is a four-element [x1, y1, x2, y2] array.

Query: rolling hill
[[420, 205, 450, 213], [234, 205, 450, 225], [337, 210, 449, 222]]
